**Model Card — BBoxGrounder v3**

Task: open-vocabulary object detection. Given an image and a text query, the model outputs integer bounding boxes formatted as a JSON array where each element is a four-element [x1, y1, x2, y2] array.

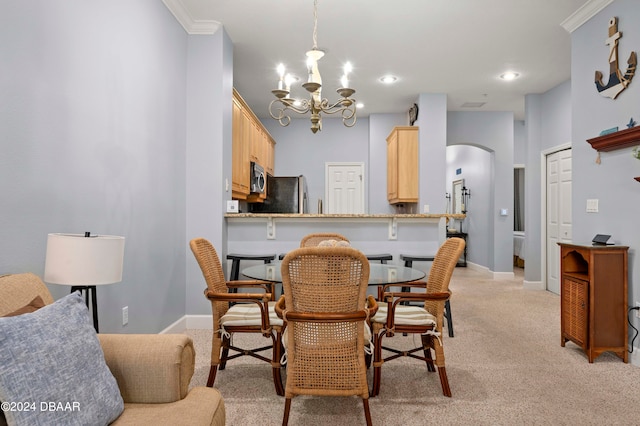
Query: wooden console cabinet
[[558, 242, 628, 363]]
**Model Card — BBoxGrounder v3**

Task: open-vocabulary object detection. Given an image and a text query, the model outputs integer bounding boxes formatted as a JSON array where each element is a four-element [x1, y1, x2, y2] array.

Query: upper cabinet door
[[232, 96, 250, 199], [387, 126, 419, 204], [232, 88, 276, 201]]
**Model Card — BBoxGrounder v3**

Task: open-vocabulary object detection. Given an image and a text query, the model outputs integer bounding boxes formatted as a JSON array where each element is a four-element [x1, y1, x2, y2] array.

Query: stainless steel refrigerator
[[249, 175, 308, 214]]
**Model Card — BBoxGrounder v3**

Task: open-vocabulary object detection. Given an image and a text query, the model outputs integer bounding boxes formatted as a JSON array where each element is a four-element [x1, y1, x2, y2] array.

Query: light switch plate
[[586, 199, 599, 213], [226, 200, 239, 213]]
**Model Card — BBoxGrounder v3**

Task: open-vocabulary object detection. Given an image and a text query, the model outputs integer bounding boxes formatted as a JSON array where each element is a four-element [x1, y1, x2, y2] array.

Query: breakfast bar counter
[[225, 213, 465, 219], [225, 213, 465, 269]]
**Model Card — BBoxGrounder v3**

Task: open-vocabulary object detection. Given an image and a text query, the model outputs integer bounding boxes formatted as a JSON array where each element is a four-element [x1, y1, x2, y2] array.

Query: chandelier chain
[[312, 0, 318, 50]]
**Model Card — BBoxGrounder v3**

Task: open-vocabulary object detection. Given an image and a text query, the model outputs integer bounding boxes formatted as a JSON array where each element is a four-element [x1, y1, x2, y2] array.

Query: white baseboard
[[523, 280, 545, 290], [160, 315, 213, 334], [465, 262, 514, 280], [467, 261, 541, 287], [160, 316, 187, 334], [630, 346, 640, 367], [493, 271, 515, 280], [466, 262, 490, 275], [186, 315, 214, 330]]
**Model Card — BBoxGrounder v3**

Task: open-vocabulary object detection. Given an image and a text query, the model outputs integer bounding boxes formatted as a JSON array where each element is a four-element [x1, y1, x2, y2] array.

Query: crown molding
[[162, 0, 221, 35], [561, 0, 614, 33]]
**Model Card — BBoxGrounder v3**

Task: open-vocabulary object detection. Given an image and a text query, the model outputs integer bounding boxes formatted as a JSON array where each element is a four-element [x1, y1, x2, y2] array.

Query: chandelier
[[269, 0, 356, 133]]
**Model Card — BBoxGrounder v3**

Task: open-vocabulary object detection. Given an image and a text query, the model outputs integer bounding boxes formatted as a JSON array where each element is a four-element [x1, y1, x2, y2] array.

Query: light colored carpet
[[185, 267, 640, 425]]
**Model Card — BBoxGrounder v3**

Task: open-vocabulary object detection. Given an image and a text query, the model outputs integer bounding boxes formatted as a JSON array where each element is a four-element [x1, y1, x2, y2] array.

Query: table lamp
[[44, 232, 125, 332]]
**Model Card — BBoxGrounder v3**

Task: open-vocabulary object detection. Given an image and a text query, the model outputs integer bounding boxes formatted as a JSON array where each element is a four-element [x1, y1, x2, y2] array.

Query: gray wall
[[447, 112, 515, 273], [540, 80, 572, 150], [263, 107, 514, 274], [369, 113, 408, 213], [571, 0, 639, 335], [263, 117, 370, 213], [184, 30, 234, 316], [5, 0, 597, 333], [524, 80, 572, 284], [514, 121, 526, 165], [418, 94, 449, 214], [1, 0, 234, 330], [0, 0, 190, 332], [446, 145, 493, 268]]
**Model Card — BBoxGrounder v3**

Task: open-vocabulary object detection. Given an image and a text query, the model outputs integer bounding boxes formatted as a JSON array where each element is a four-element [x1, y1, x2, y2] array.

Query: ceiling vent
[[461, 101, 486, 108]]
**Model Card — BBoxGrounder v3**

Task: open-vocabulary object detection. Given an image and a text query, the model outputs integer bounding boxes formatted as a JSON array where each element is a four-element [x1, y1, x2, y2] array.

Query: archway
[[446, 144, 494, 271]]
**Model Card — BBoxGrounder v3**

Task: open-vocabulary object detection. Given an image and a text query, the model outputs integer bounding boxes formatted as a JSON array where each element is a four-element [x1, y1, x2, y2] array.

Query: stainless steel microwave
[[250, 162, 265, 194]]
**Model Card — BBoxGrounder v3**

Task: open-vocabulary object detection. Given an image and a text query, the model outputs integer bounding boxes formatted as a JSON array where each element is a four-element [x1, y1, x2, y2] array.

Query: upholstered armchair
[[0, 273, 225, 426]]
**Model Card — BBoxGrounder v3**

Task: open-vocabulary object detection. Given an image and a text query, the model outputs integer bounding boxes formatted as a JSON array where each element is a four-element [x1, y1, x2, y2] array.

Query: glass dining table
[[242, 262, 426, 287]]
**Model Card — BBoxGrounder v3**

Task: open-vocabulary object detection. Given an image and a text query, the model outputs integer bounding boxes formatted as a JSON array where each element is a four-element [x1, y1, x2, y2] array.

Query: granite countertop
[[225, 213, 466, 219]]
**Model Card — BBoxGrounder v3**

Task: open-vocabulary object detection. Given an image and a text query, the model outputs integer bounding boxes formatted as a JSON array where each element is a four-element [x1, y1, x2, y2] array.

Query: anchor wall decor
[[594, 17, 636, 100]]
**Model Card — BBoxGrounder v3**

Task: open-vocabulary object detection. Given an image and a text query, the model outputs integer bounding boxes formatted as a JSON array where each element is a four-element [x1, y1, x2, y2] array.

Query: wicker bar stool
[[365, 254, 393, 264], [227, 253, 277, 302], [400, 254, 454, 337], [227, 253, 276, 281]]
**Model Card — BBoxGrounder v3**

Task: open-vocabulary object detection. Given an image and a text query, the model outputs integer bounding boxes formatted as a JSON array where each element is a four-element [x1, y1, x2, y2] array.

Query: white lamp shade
[[44, 233, 125, 285]]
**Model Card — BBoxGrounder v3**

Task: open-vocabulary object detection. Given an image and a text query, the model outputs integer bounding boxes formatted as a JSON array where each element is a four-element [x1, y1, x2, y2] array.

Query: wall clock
[[409, 103, 419, 126]]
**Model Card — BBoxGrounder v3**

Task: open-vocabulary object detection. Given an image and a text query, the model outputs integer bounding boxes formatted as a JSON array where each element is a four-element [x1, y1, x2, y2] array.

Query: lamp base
[[70, 286, 99, 332]]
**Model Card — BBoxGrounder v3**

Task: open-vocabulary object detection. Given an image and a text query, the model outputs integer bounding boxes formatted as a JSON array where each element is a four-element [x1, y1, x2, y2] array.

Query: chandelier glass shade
[[269, 0, 356, 133]]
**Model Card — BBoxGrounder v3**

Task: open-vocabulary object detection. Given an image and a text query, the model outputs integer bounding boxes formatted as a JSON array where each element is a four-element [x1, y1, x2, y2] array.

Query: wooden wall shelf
[[586, 125, 640, 152]]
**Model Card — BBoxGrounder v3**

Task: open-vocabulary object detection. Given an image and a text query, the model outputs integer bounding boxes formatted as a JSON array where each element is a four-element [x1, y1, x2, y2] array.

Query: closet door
[[546, 149, 572, 294]]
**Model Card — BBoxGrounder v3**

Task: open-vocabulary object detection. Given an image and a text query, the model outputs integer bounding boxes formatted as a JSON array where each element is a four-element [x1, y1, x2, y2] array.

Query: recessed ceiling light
[[379, 75, 398, 84], [500, 72, 520, 81], [356, 103, 364, 109]]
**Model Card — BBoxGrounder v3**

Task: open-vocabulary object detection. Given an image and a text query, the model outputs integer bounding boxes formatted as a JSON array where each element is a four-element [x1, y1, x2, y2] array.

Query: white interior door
[[325, 162, 364, 214], [546, 149, 572, 294]]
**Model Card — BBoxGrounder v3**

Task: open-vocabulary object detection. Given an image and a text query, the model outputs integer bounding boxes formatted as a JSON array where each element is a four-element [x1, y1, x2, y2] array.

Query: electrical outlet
[[122, 306, 129, 326], [636, 302, 640, 318]]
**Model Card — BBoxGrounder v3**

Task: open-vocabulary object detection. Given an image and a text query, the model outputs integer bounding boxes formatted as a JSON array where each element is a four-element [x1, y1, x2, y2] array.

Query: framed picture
[[452, 179, 464, 214]]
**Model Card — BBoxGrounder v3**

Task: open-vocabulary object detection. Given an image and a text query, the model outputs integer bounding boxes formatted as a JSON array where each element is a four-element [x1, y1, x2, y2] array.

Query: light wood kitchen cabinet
[[558, 242, 628, 363], [265, 136, 275, 176], [387, 126, 419, 204], [232, 88, 276, 201], [232, 96, 250, 199], [252, 123, 275, 176], [249, 120, 262, 165]]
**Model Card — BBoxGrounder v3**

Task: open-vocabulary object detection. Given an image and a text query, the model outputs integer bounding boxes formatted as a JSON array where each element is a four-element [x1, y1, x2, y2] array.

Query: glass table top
[[242, 262, 425, 286]]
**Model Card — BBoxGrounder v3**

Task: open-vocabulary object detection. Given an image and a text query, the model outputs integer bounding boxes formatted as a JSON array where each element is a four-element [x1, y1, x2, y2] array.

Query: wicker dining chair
[[276, 246, 378, 426], [189, 237, 285, 395], [370, 237, 465, 398], [299, 232, 350, 247]]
